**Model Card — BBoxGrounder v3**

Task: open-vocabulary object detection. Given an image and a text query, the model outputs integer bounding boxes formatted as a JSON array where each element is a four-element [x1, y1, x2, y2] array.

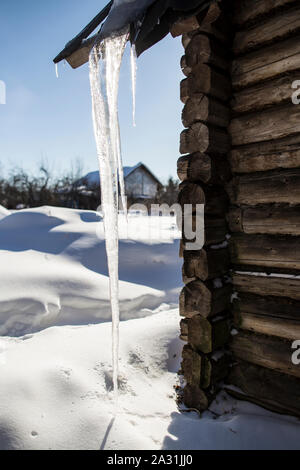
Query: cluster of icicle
[[89, 29, 137, 402]]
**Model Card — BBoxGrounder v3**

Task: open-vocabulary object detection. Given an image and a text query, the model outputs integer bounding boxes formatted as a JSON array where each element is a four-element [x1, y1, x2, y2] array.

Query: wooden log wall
[[175, 0, 300, 417], [172, 2, 233, 412], [226, 0, 300, 418]]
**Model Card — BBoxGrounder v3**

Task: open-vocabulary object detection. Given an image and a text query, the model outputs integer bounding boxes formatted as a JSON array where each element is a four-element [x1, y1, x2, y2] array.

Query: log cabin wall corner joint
[[176, 0, 300, 417]]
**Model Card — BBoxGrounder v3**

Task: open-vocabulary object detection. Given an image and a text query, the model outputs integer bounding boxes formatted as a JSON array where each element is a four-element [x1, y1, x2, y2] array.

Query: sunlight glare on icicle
[[89, 30, 129, 403]]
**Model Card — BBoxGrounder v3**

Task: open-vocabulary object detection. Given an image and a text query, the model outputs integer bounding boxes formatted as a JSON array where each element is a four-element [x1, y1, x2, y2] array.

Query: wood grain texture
[[228, 170, 300, 205], [234, 5, 300, 55], [188, 63, 231, 102], [230, 104, 300, 146], [188, 315, 230, 354], [185, 33, 230, 71], [183, 248, 230, 282], [228, 205, 300, 235], [182, 94, 230, 128], [227, 361, 300, 418], [179, 280, 231, 319], [229, 233, 300, 271], [237, 312, 300, 340], [180, 122, 230, 155], [177, 152, 231, 184], [232, 72, 299, 115], [232, 273, 300, 301], [232, 0, 297, 27], [233, 291, 300, 323], [230, 134, 300, 173], [230, 330, 300, 378], [232, 35, 300, 90]]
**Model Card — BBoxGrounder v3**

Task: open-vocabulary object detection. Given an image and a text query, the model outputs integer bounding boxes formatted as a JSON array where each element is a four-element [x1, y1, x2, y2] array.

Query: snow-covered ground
[[0, 206, 299, 450], [0, 206, 181, 336]]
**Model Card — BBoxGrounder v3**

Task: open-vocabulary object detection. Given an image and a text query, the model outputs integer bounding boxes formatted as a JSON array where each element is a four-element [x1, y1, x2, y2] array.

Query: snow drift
[[0, 206, 181, 336]]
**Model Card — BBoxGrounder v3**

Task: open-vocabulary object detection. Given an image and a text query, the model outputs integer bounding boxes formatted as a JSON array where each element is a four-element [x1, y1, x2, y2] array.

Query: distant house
[[77, 163, 162, 201]]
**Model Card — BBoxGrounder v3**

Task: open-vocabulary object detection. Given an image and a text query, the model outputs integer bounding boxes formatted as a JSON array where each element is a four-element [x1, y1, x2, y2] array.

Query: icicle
[[89, 30, 129, 403], [105, 37, 128, 216], [130, 44, 137, 128], [55, 63, 59, 78]]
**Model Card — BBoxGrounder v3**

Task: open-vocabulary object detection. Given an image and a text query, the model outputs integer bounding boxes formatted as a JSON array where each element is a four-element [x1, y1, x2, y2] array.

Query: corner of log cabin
[[178, 0, 300, 417]]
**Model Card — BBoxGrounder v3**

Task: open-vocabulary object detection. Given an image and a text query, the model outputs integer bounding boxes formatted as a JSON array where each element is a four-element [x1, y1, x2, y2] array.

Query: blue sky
[[0, 0, 183, 182]]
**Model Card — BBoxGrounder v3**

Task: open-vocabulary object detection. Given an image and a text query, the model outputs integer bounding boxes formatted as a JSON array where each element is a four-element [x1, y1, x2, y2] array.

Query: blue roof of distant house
[[77, 162, 161, 187]]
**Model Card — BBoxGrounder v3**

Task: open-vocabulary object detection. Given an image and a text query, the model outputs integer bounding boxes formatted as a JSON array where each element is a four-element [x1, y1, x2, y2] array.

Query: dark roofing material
[[54, 0, 214, 65], [134, 0, 213, 56]]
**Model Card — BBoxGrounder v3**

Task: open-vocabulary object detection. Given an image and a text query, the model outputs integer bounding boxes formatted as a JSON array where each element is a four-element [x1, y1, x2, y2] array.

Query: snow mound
[[0, 206, 181, 336], [0, 205, 10, 220], [0, 309, 299, 450]]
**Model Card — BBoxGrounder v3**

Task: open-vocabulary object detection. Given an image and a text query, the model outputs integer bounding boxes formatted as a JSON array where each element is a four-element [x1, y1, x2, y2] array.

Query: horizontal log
[[183, 384, 211, 412], [179, 239, 184, 259], [182, 345, 230, 389], [227, 360, 300, 418], [181, 3, 231, 47], [180, 78, 189, 104], [234, 5, 300, 56], [180, 123, 230, 155], [230, 134, 300, 174], [229, 234, 300, 271], [230, 104, 300, 146], [228, 170, 300, 205], [232, 272, 300, 301], [182, 94, 230, 128], [182, 216, 227, 249], [230, 147, 300, 174], [178, 182, 229, 216], [182, 344, 202, 386], [233, 291, 300, 323], [183, 248, 230, 282], [178, 153, 210, 183], [180, 318, 188, 341], [237, 312, 300, 340], [188, 63, 232, 102], [232, 0, 297, 27], [180, 56, 192, 77], [228, 205, 300, 235], [203, 186, 229, 215], [182, 34, 192, 50], [232, 35, 300, 90], [203, 216, 228, 246], [201, 354, 231, 389], [177, 153, 231, 184], [230, 330, 300, 378], [188, 315, 231, 354], [171, 16, 201, 37], [179, 279, 232, 319], [232, 72, 300, 115], [171, 2, 223, 38], [185, 33, 230, 71], [197, 15, 231, 46], [178, 181, 205, 208]]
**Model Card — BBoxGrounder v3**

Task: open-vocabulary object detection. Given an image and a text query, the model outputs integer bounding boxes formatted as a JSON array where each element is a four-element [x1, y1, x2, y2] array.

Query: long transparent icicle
[[89, 31, 128, 402], [105, 38, 128, 216], [130, 44, 137, 128]]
